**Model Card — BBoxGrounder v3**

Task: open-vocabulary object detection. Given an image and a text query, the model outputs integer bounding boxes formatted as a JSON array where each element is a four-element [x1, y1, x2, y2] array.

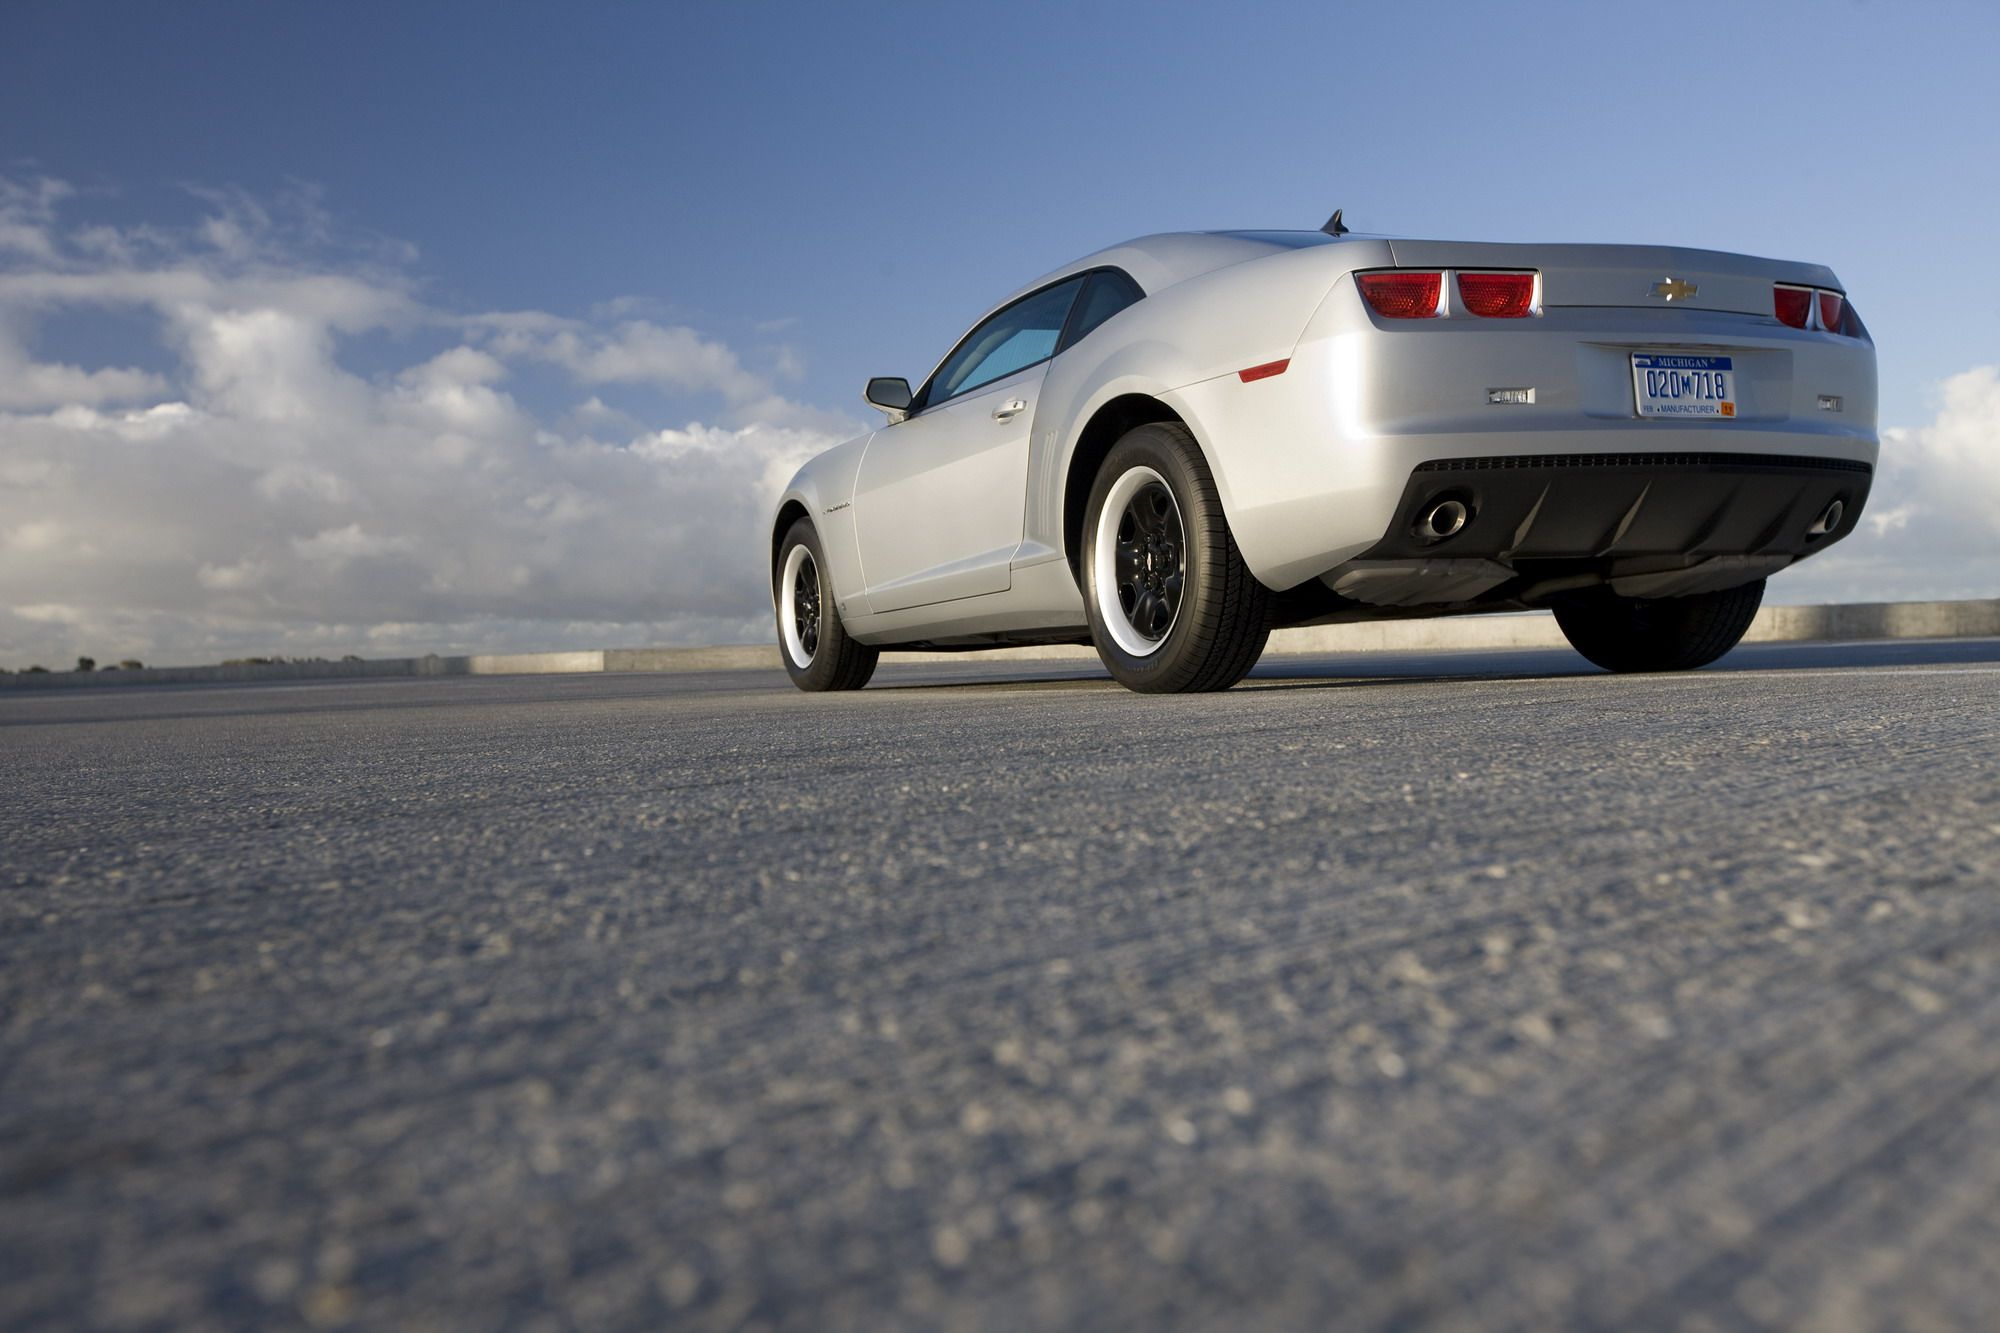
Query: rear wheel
[[1554, 579, 1765, 673], [776, 518, 877, 691], [1081, 422, 1271, 693]]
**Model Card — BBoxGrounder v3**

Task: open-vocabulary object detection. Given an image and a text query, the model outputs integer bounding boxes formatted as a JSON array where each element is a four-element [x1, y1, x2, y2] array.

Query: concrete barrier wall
[[1750, 599, 2000, 643], [5, 598, 1996, 690], [886, 597, 2000, 663]]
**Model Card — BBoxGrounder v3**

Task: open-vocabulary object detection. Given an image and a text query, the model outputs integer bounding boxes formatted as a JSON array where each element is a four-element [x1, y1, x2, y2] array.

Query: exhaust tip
[[1418, 497, 1471, 541], [1808, 498, 1845, 537]]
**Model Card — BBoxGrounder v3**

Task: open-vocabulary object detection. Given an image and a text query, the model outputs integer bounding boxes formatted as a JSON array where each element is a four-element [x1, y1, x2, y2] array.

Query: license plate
[[1632, 353, 1736, 419]]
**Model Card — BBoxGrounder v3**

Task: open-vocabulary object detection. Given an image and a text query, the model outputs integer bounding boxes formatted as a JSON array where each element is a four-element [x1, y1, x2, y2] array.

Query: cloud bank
[[0, 178, 858, 668], [1774, 365, 2000, 605]]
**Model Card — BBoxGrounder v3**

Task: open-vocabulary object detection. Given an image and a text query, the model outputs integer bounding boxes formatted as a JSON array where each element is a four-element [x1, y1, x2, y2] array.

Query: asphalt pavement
[[3, 639, 1998, 1331]]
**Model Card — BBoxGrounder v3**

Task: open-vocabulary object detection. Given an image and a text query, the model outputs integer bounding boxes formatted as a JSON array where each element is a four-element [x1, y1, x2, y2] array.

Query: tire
[[1080, 422, 1272, 693], [775, 518, 878, 691], [1553, 578, 1765, 673]]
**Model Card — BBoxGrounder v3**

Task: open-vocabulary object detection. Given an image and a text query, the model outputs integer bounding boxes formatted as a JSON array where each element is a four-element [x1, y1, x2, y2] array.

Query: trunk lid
[[1385, 239, 1840, 315]]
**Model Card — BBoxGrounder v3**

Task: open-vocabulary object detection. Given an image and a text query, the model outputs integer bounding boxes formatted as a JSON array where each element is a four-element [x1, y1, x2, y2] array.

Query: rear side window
[[1059, 269, 1145, 352]]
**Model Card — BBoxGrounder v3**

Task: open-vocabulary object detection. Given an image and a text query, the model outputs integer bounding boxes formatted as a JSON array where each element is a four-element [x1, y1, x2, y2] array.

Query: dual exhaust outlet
[[1413, 494, 1848, 545]]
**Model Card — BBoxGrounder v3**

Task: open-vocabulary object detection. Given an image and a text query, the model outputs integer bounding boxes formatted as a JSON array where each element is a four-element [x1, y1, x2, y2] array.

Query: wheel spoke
[[1126, 489, 1162, 538]]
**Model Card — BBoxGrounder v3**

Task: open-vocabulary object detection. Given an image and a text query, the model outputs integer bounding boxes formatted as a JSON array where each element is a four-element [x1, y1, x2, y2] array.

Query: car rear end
[[1186, 239, 1878, 605]]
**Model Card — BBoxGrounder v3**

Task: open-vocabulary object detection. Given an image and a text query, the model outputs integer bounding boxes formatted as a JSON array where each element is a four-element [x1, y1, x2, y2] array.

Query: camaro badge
[[1651, 277, 1699, 301]]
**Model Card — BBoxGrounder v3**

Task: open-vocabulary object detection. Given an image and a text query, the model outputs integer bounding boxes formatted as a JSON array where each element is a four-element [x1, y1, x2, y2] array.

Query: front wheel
[[1080, 423, 1271, 693], [775, 519, 877, 691], [1553, 579, 1765, 673]]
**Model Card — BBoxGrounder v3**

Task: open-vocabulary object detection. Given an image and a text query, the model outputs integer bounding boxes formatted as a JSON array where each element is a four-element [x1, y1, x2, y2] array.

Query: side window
[[919, 277, 1085, 409], [1058, 270, 1145, 352]]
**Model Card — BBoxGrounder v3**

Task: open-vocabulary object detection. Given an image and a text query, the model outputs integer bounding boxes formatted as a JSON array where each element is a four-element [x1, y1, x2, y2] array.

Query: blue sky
[[3, 0, 1998, 664]]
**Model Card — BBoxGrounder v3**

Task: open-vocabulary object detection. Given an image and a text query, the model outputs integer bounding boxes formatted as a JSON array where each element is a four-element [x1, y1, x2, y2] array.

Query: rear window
[[1059, 270, 1145, 351]]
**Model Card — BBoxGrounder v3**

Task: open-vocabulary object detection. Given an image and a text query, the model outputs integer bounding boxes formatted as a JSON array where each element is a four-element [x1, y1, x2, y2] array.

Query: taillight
[[1774, 284, 1812, 329], [1456, 272, 1535, 318], [1357, 271, 1442, 319], [1816, 291, 1844, 333]]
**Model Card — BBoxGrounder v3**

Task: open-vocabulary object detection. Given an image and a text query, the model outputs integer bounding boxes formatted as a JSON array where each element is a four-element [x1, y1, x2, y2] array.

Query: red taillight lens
[[1774, 284, 1812, 329], [1817, 291, 1844, 333], [1457, 272, 1535, 318], [1357, 271, 1442, 319]]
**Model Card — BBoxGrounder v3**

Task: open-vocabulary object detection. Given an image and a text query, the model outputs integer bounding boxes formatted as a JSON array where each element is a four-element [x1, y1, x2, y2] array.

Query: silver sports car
[[771, 215, 1877, 693]]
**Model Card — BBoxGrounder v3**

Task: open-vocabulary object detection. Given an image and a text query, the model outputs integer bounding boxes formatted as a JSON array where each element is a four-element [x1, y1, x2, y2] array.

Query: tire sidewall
[[1081, 427, 1223, 690]]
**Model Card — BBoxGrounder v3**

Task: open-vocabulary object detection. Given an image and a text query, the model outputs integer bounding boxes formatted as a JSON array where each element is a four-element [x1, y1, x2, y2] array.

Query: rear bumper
[[1326, 451, 1871, 608], [1165, 281, 1880, 591]]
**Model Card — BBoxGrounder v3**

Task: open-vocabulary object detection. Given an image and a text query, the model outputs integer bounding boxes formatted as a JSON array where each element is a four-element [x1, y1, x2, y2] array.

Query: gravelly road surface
[[3, 639, 1998, 1332]]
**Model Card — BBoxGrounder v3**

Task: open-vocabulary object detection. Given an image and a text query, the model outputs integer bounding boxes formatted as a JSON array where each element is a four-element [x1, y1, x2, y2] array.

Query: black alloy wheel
[[791, 551, 821, 659], [1114, 479, 1185, 643]]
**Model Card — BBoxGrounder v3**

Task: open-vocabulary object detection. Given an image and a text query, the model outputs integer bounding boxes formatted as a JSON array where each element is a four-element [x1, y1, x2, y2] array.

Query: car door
[[851, 276, 1085, 614]]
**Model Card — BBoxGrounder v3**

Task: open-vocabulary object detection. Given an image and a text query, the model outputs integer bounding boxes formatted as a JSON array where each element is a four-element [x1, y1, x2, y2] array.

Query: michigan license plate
[[1632, 353, 1736, 419]]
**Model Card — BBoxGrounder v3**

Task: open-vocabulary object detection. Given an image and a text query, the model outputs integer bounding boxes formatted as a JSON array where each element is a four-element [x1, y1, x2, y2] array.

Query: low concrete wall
[[888, 597, 2000, 663], [1750, 599, 2000, 642], [5, 598, 1996, 690]]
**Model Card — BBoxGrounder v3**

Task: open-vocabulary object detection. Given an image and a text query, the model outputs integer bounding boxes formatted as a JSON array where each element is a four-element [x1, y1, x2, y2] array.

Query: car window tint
[[1059, 270, 1145, 351], [925, 278, 1084, 406]]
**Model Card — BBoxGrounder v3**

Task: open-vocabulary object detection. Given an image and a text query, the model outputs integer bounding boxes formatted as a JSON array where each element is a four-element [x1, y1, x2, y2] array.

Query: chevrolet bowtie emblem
[[1651, 277, 1699, 301]]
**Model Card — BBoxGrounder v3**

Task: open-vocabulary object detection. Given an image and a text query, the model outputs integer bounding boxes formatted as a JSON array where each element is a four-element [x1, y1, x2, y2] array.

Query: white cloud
[[290, 524, 417, 565], [1774, 365, 2000, 604], [479, 314, 766, 401], [0, 177, 71, 261], [0, 177, 860, 669], [0, 346, 167, 410]]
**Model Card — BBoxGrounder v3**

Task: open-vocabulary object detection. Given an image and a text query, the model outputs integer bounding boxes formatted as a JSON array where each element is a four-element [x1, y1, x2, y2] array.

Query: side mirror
[[864, 376, 913, 419]]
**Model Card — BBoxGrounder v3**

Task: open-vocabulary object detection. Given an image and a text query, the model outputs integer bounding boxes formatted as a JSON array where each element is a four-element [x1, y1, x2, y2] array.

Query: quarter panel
[[1028, 239, 1395, 568], [1027, 339, 1199, 559]]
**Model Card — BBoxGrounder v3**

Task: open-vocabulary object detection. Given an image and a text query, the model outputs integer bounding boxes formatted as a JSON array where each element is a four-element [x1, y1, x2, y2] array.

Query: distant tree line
[[2, 654, 367, 674], [0, 657, 142, 674]]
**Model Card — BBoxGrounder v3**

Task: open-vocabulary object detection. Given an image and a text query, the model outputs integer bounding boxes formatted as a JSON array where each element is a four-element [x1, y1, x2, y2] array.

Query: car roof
[[1001, 230, 1346, 305]]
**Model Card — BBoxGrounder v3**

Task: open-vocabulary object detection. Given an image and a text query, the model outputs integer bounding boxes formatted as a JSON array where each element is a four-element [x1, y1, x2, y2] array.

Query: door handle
[[992, 398, 1028, 421]]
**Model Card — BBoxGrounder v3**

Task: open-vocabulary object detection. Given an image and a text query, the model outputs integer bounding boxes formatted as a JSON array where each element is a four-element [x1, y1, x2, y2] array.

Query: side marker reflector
[[1239, 359, 1290, 382]]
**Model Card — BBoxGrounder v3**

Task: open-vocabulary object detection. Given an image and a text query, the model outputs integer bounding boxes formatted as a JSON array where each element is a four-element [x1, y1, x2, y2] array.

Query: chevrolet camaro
[[770, 216, 1877, 692]]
